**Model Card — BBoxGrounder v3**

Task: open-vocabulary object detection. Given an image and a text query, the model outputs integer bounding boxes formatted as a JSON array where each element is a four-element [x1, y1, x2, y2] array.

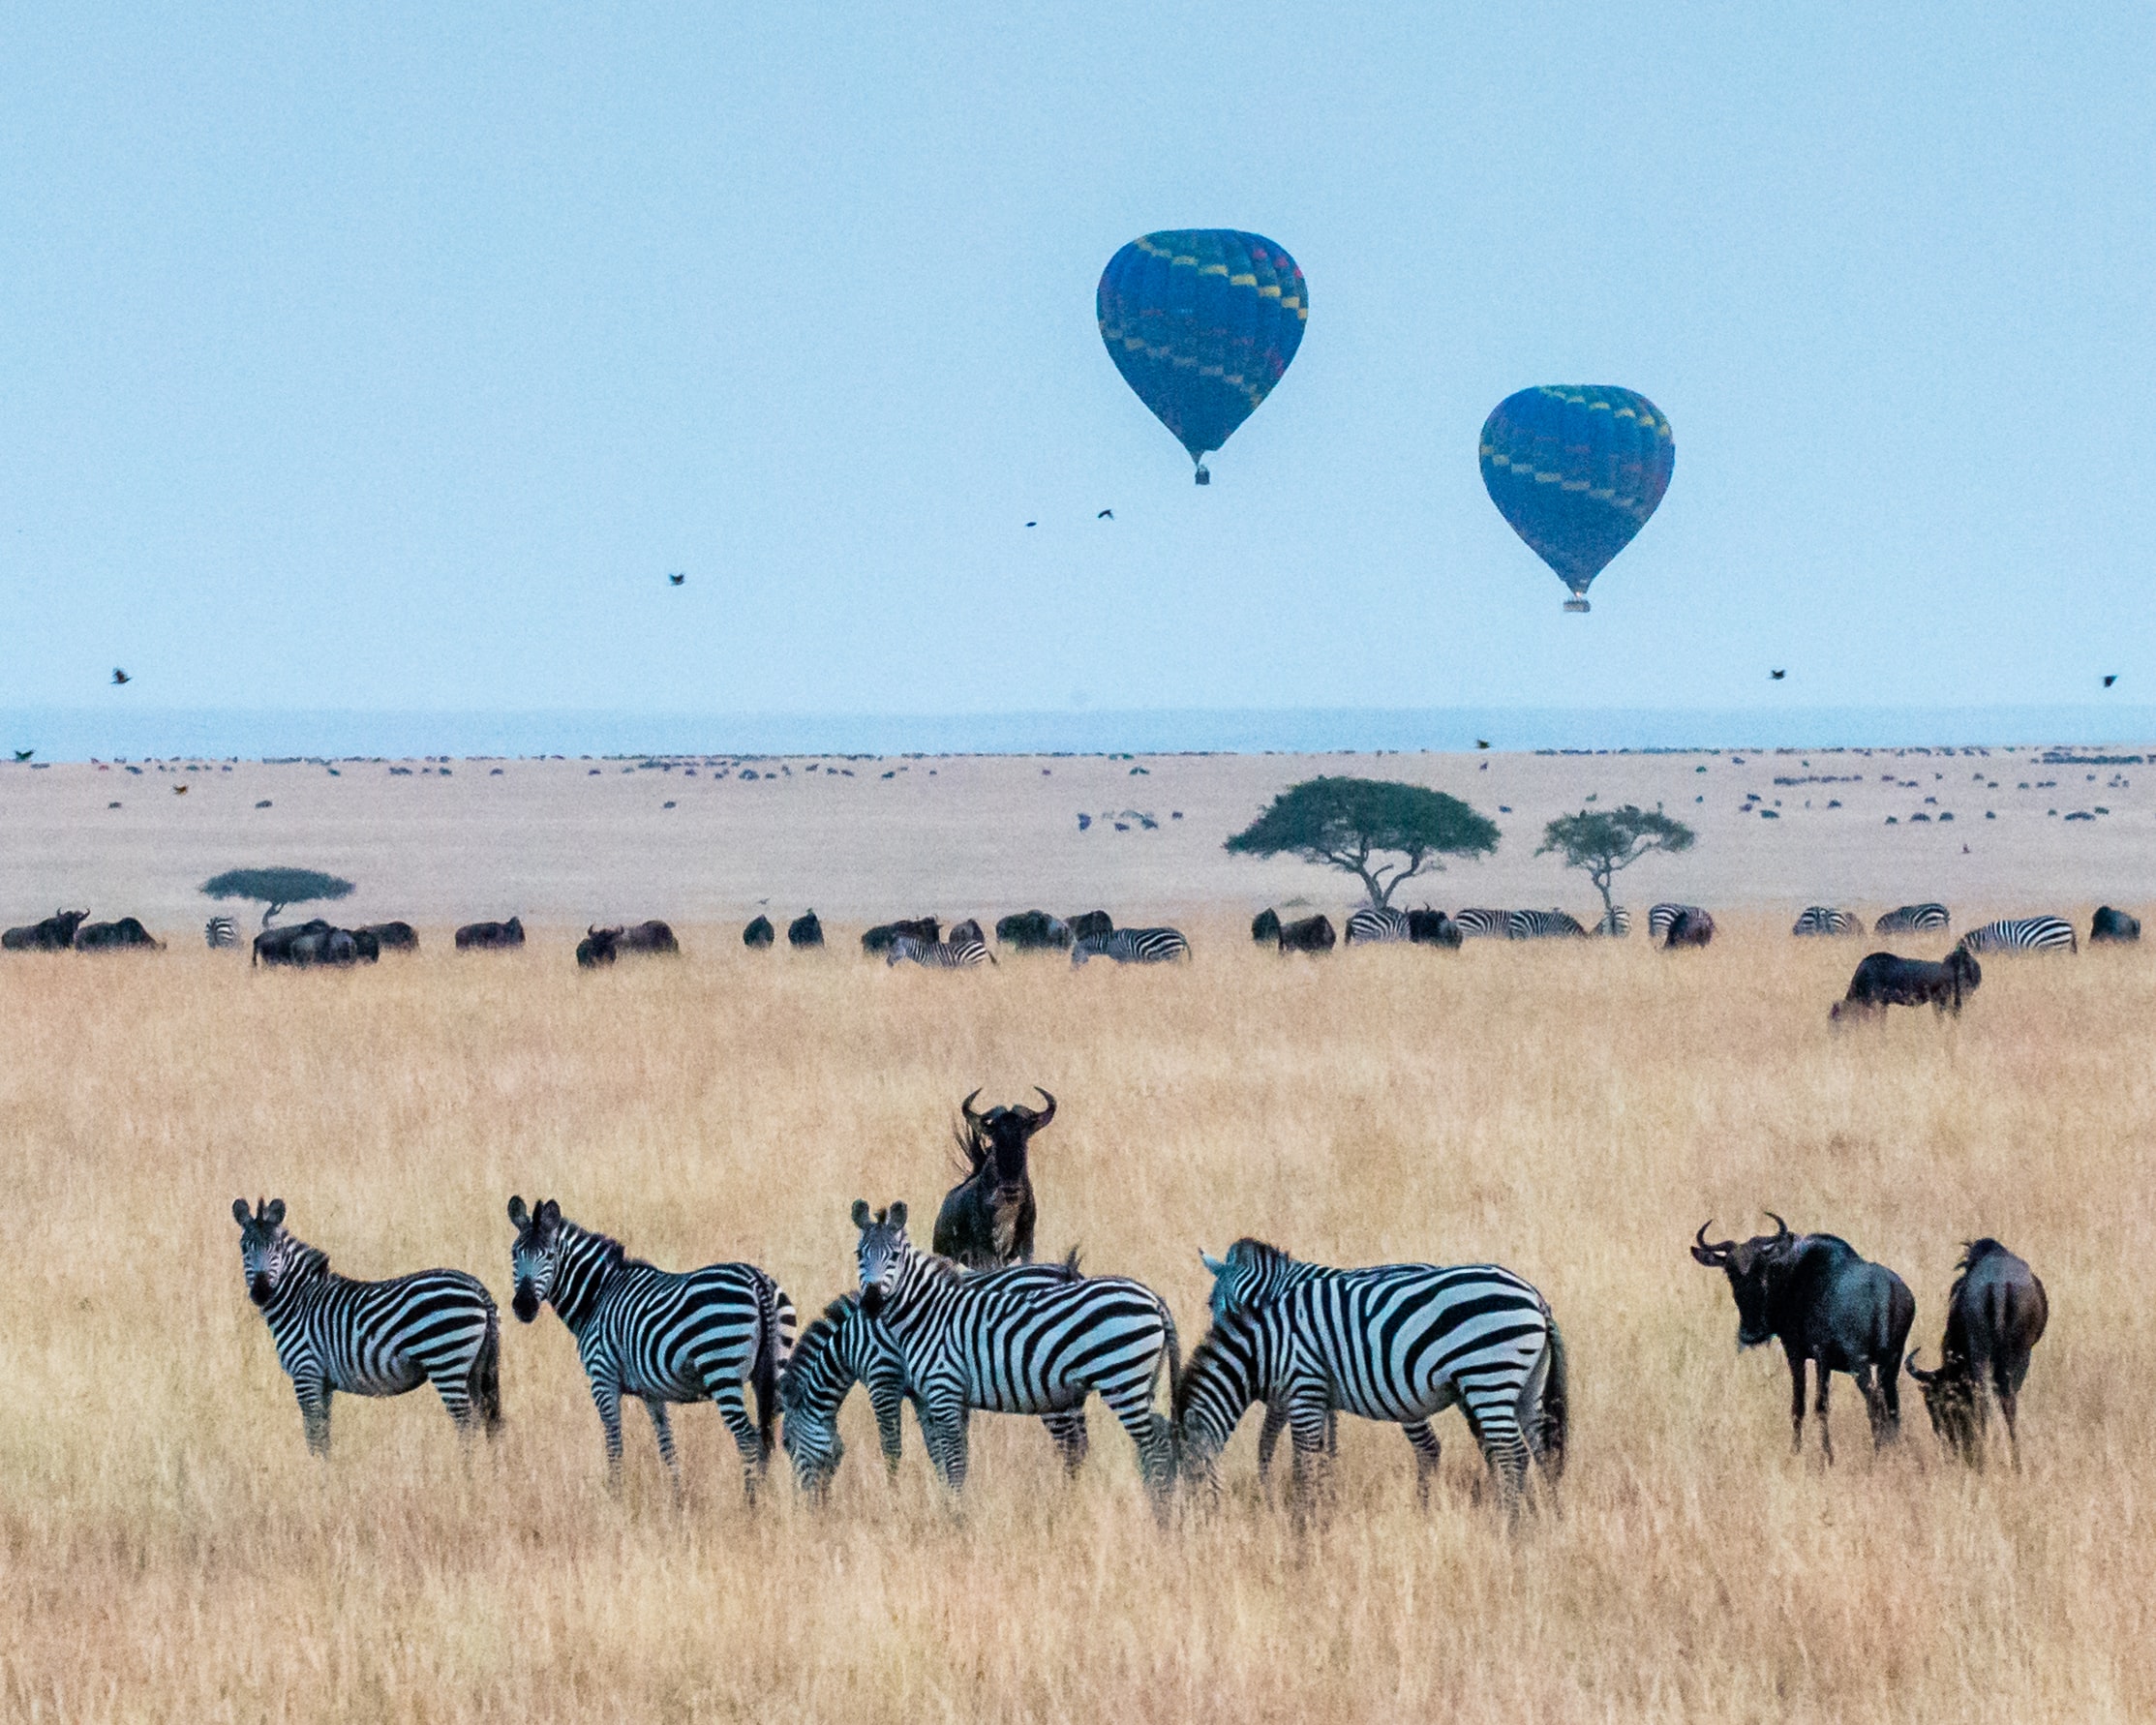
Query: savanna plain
[[6, 916, 2153, 1723]]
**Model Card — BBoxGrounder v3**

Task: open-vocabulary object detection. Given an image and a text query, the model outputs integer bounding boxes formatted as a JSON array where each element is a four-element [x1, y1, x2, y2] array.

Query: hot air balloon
[[1479, 386, 1674, 611], [1097, 230, 1307, 484]]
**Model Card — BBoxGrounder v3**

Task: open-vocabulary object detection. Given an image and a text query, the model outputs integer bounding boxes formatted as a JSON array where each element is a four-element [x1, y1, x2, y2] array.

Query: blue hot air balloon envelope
[[1479, 386, 1675, 611], [1097, 230, 1307, 484]]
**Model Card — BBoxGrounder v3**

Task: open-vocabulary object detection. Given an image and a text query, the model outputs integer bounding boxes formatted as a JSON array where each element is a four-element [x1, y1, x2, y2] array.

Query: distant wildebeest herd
[[227, 1084, 2050, 1530]]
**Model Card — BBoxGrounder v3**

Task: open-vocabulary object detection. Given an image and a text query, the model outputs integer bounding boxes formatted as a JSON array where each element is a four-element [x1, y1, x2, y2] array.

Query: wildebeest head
[[576, 925, 621, 967], [1945, 945, 1981, 998], [852, 1199, 910, 1317], [1903, 1347, 1981, 1456], [506, 1195, 563, 1322], [1691, 1213, 1797, 1347], [958, 1087, 1055, 1196], [230, 1196, 291, 1307]]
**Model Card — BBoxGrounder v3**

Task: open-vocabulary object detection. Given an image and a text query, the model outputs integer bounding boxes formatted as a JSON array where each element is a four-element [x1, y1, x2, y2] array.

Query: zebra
[[1176, 1255, 1566, 1514], [1793, 906, 1863, 936], [1594, 905, 1631, 937], [1453, 908, 1511, 938], [205, 915, 240, 950], [887, 931, 991, 969], [1070, 926, 1190, 966], [850, 1200, 1179, 1502], [1874, 902, 1951, 935], [778, 1259, 1091, 1498], [1508, 909, 1589, 939], [231, 1197, 501, 1455], [1344, 907, 1410, 945], [1958, 916, 2077, 955], [506, 1196, 795, 1498], [1648, 903, 1705, 940]]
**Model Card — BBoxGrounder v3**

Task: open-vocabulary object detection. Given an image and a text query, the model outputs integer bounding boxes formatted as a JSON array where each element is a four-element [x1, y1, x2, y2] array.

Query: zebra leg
[[918, 1392, 970, 1492], [429, 1362, 476, 1433], [1404, 1421, 1442, 1506], [1096, 1381, 1173, 1511], [589, 1376, 626, 1489], [1466, 1403, 1533, 1516], [1042, 1407, 1089, 1476], [711, 1379, 765, 1503], [1285, 1393, 1332, 1505], [294, 1378, 333, 1457], [643, 1399, 681, 1488], [870, 1382, 909, 1479], [1256, 1401, 1287, 1487]]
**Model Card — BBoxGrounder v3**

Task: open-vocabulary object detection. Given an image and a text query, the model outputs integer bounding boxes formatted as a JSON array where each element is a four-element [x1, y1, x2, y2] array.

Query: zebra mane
[[1172, 1311, 1261, 1424], [778, 1295, 861, 1409], [1228, 1236, 1293, 1269], [286, 1239, 332, 1284], [556, 1216, 645, 1276]]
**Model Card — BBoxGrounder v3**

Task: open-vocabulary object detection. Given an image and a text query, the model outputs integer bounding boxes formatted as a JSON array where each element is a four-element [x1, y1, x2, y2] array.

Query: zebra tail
[[1531, 1316, 1568, 1487], [474, 1301, 503, 1435], [1157, 1298, 1184, 1483], [750, 1274, 795, 1461]]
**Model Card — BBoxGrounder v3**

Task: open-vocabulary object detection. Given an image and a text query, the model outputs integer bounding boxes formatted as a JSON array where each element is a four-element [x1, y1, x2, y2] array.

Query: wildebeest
[[933, 1088, 1056, 1268], [1250, 908, 1282, 945], [1065, 910, 1113, 945], [73, 916, 163, 951], [3, 908, 89, 951], [349, 928, 381, 963], [607, 920, 679, 956], [1691, 1214, 1916, 1460], [253, 921, 361, 968], [1830, 948, 1980, 1021], [575, 926, 617, 968], [862, 917, 939, 955], [1905, 1238, 2048, 1468], [788, 910, 824, 949], [1275, 914, 1335, 953], [1406, 908, 1461, 948], [743, 915, 775, 949], [1663, 906, 1716, 949], [947, 918, 987, 947], [996, 910, 1071, 952], [354, 922, 418, 953], [455, 917, 525, 951], [2091, 905, 2141, 944]]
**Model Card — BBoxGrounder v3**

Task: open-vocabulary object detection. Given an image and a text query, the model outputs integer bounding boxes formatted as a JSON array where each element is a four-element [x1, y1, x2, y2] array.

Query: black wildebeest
[[932, 1088, 1056, 1268], [1251, 908, 1282, 945], [355, 922, 418, 953], [455, 917, 525, 951], [350, 928, 381, 963], [1663, 906, 1716, 950], [743, 915, 775, 949], [996, 910, 1071, 952], [253, 921, 361, 968], [74, 916, 163, 951], [605, 920, 679, 956], [4, 908, 90, 951], [1276, 914, 1335, 953], [1829, 948, 1980, 1022], [2091, 905, 2141, 944], [1691, 1214, 1916, 1460], [1906, 1238, 2048, 1468], [788, 910, 824, 949], [1406, 908, 1461, 948], [575, 926, 617, 967], [862, 917, 939, 955], [1065, 910, 1113, 945]]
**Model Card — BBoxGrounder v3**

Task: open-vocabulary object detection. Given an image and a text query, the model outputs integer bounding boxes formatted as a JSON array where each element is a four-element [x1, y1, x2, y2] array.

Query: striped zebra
[[1176, 1255, 1566, 1513], [1873, 902, 1950, 935], [1070, 926, 1190, 966], [887, 931, 991, 969], [778, 1260, 1091, 1498], [1792, 905, 1863, 936], [507, 1196, 795, 1498], [1958, 916, 2077, 955], [1344, 907, 1410, 945], [231, 1197, 500, 1455], [850, 1200, 1179, 1501], [1594, 905, 1631, 938], [1508, 909, 1589, 939], [1648, 903, 1705, 940], [1454, 908, 1511, 938], [205, 915, 240, 950]]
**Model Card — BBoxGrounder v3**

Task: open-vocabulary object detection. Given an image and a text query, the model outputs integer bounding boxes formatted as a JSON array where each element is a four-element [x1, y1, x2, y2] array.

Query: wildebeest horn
[[1024, 1087, 1056, 1131], [1691, 1221, 1733, 1263], [1905, 1349, 1938, 1383], [960, 1088, 986, 1126], [1764, 1211, 1792, 1242]]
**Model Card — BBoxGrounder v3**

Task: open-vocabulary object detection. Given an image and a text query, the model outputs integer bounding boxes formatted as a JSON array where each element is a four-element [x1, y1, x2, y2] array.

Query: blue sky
[[3, 3, 2150, 719]]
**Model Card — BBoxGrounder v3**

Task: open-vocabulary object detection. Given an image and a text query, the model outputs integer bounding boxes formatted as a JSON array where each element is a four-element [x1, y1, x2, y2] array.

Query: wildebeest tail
[[472, 1301, 502, 1435]]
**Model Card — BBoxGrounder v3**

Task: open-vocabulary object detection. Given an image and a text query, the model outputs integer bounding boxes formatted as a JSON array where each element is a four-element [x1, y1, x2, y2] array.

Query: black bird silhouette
[[1771, 669, 1786, 681], [172, 783, 187, 795], [12, 749, 32, 762], [1475, 739, 1491, 749], [111, 668, 130, 685], [1025, 521, 1037, 528], [668, 572, 685, 587], [2104, 675, 2117, 687], [1098, 509, 1113, 520]]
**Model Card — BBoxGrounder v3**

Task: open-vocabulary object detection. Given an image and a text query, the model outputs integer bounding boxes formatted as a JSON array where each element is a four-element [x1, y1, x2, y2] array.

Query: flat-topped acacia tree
[[1225, 776, 1500, 909], [1536, 804, 1695, 931], [200, 866, 355, 929]]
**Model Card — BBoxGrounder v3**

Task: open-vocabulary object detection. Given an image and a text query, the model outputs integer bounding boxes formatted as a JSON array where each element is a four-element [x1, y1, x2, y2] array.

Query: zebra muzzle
[[859, 1284, 886, 1317], [249, 1274, 271, 1307], [511, 1286, 540, 1323]]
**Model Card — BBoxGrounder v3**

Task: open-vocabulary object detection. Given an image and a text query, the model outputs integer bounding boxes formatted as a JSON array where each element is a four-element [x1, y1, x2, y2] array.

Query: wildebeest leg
[[1042, 1407, 1088, 1475], [1813, 1365, 1835, 1465], [643, 1399, 681, 1487], [294, 1377, 333, 1457], [1855, 1361, 1890, 1449], [710, 1380, 764, 1503], [1877, 1355, 1903, 1443], [1785, 1347, 1808, 1455], [1404, 1421, 1442, 1506], [1996, 1372, 2021, 1469], [590, 1376, 625, 1489]]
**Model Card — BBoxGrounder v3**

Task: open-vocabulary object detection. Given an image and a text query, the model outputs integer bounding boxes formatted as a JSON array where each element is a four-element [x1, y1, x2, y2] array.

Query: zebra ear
[[851, 1199, 872, 1229], [507, 1195, 529, 1228], [888, 1201, 908, 1232], [232, 1197, 252, 1226], [263, 1198, 285, 1228], [1200, 1250, 1228, 1276], [535, 1199, 559, 1227]]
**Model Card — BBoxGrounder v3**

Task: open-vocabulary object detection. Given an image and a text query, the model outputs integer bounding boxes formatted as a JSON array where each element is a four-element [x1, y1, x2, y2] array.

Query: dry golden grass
[[5, 920, 2153, 1722]]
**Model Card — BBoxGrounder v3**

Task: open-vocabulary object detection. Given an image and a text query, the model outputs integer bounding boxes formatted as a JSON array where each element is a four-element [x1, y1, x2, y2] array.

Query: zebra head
[[506, 1195, 563, 1323], [851, 1199, 912, 1317], [230, 1196, 290, 1307], [777, 1299, 862, 1498], [1198, 1237, 1291, 1318]]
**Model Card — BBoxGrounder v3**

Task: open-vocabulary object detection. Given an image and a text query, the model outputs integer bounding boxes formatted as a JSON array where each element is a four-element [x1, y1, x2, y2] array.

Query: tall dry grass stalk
[[3, 921, 2152, 1721]]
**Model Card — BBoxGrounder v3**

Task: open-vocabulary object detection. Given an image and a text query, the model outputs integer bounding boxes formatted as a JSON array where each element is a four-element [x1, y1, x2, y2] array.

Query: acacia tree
[[1535, 804, 1694, 930], [1224, 777, 1500, 908], [200, 866, 355, 928]]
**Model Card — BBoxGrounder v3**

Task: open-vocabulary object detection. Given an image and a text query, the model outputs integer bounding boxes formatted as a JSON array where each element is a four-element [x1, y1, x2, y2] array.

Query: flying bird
[[12, 749, 31, 763], [172, 783, 188, 795], [111, 668, 130, 685], [1097, 509, 1113, 520], [1475, 739, 1491, 749], [668, 572, 685, 587], [1025, 521, 1037, 529], [2104, 675, 2117, 687], [1771, 669, 1785, 681]]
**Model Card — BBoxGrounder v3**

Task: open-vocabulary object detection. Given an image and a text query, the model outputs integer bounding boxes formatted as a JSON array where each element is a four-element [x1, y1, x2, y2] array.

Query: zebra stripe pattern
[[1453, 908, 1511, 938], [1508, 909, 1589, 939], [232, 1198, 500, 1455], [507, 1197, 795, 1498], [205, 915, 240, 950], [1958, 916, 2077, 955], [1071, 926, 1190, 966], [1648, 903, 1704, 939], [1176, 1255, 1565, 1511], [1595, 905, 1631, 937], [887, 932, 990, 969], [1344, 907, 1410, 945], [851, 1201, 1179, 1500], [1793, 906, 1863, 936], [1873, 902, 1950, 935]]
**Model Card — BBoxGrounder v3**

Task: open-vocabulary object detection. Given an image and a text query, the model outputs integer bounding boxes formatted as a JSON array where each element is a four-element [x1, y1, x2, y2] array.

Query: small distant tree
[[1535, 804, 1694, 929], [200, 866, 355, 928], [1225, 776, 1501, 908]]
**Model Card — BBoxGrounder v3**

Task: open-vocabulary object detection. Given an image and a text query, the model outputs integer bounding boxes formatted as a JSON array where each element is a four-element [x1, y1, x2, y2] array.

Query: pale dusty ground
[[2, 741, 2149, 938]]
